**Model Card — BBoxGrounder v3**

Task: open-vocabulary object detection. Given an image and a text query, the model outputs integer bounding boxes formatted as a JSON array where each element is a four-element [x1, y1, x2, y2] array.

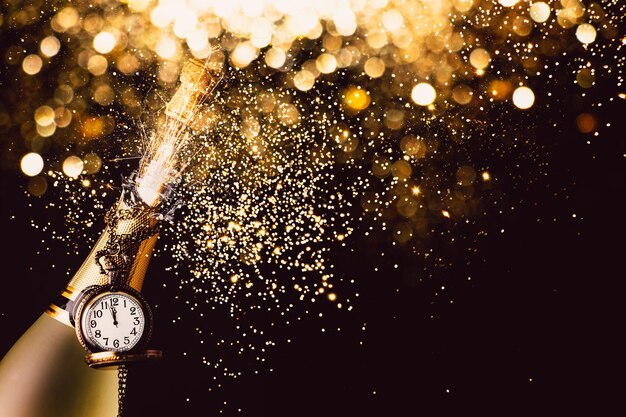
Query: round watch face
[[80, 291, 147, 352]]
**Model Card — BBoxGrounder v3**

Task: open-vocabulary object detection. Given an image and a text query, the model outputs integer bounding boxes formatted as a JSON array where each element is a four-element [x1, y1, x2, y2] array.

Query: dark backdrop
[[1, 97, 624, 416]]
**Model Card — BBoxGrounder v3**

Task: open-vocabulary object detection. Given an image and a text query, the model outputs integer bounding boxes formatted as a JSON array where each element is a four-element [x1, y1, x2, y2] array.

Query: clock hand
[[111, 307, 118, 327]]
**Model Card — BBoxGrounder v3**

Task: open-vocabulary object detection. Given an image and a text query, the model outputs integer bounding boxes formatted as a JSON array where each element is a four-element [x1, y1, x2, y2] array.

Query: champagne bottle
[[0, 200, 159, 417], [0, 58, 217, 417]]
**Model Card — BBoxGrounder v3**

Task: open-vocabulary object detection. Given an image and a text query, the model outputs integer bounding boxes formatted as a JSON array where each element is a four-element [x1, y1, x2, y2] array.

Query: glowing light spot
[[576, 113, 597, 133], [22, 54, 43, 75], [364, 57, 385, 78], [315, 54, 337, 74], [21, 153, 44, 177], [411, 186, 421, 195], [40, 36, 61, 57], [469, 48, 491, 70], [62, 156, 84, 178], [576, 24, 597, 44], [499, 0, 519, 7], [34, 106, 55, 126], [231, 42, 258, 68], [150, 6, 172, 28], [27, 176, 48, 197], [156, 37, 177, 59], [293, 70, 316, 91], [442, 210, 451, 218], [512, 86, 535, 109], [87, 55, 108, 76], [482, 171, 491, 181], [83, 153, 102, 174], [93, 32, 116, 54], [382, 10, 403, 31], [173, 10, 198, 39], [265, 47, 286, 69], [250, 18, 273, 48], [452, 84, 473, 105], [187, 29, 209, 52], [333, 8, 357, 36], [327, 293, 337, 301], [55, 7, 79, 30], [529, 2, 551, 23], [36, 122, 56, 137], [411, 83, 436, 106], [343, 86, 371, 111], [126, 0, 151, 12]]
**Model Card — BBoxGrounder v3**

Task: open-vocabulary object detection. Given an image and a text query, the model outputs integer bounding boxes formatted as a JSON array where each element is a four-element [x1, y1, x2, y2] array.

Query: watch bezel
[[74, 285, 154, 354]]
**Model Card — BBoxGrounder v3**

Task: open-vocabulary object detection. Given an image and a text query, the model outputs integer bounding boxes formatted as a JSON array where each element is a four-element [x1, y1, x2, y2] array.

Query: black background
[[1, 91, 624, 417]]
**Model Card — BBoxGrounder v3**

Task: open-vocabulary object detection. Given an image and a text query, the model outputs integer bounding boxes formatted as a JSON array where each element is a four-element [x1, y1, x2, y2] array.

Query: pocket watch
[[74, 284, 162, 368]]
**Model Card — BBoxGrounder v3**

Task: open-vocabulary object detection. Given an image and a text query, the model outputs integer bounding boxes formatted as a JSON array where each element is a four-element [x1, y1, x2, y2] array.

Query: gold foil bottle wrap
[[46, 198, 159, 327]]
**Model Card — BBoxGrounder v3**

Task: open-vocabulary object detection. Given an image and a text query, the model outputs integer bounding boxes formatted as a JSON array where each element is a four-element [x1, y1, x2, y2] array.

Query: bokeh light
[[20, 153, 44, 177], [411, 83, 436, 106], [512, 86, 535, 110], [529, 2, 551, 23], [93, 32, 116, 54], [40, 36, 61, 57], [22, 54, 42, 75], [62, 156, 84, 178], [576, 24, 597, 44]]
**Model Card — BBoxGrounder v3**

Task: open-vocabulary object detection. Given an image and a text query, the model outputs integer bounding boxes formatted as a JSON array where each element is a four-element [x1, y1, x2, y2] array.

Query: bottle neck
[[46, 198, 160, 328]]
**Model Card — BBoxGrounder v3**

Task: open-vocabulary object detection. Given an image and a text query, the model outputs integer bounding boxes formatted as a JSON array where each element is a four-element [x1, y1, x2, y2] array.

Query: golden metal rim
[[85, 349, 163, 369]]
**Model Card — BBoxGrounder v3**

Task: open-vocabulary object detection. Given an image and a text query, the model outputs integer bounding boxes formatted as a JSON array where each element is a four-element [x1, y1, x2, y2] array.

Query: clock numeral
[[90, 320, 97, 328], [95, 310, 103, 318], [130, 306, 137, 315], [111, 298, 119, 307], [100, 301, 108, 310], [133, 317, 140, 326], [103, 337, 109, 346], [124, 337, 130, 345], [113, 339, 120, 348], [130, 327, 137, 336], [123, 299, 127, 308], [95, 330, 101, 338]]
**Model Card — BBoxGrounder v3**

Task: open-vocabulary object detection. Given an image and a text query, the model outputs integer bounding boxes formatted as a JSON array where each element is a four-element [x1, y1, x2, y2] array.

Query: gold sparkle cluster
[[0, 0, 623, 308]]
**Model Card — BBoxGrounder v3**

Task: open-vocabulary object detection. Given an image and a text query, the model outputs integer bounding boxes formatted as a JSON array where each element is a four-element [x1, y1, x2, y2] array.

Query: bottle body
[[0, 199, 159, 417], [0, 56, 214, 416], [0, 314, 118, 417]]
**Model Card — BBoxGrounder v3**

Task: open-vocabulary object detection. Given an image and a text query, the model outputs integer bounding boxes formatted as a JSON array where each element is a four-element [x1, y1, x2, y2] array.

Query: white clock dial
[[80, 292, 146, 352]]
